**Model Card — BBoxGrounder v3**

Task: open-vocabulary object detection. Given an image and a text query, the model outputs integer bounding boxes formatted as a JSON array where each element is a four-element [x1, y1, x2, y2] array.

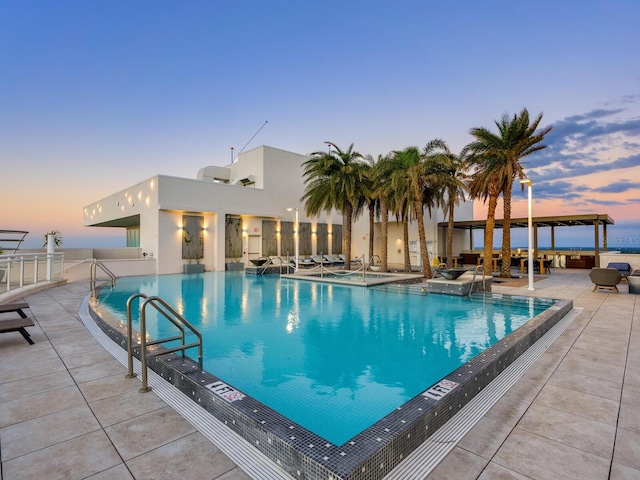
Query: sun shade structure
[[438, 214, 615, 267], [0, 230, 29, 254]]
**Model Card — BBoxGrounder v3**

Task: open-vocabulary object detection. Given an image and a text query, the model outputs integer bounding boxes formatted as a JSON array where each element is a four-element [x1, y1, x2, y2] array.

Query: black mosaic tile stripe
[[89, 288, 572, 480]]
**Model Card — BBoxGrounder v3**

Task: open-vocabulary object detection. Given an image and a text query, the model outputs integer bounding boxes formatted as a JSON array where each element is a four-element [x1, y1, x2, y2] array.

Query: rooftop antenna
[[233, 120, 268, 162]]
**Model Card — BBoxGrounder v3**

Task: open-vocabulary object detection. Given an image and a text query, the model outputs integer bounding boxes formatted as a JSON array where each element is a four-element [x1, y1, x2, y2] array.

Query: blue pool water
[[99, 272, 552, 445]]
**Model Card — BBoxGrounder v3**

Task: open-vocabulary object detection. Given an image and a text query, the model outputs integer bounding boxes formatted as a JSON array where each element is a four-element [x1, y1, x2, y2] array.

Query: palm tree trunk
[[500, 180, 513, 278], [415, 199, 432, 278], [381, 197, 389, 272], [446, 201, 455, 268], [368, 206, 375, 261], [403, 217, 410, 272], [484, 189, 498, 277], [344, 204, 353, 271]]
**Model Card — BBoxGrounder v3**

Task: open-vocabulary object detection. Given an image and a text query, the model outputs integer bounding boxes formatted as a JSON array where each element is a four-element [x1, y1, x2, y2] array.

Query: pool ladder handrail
[[125, 293, 203, 393], [468, 264, 486, 295], [90, 259, 116, 293]]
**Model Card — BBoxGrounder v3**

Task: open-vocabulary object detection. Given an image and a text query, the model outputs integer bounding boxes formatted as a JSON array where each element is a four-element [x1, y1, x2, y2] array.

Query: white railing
[[0, 252, 65, 294]]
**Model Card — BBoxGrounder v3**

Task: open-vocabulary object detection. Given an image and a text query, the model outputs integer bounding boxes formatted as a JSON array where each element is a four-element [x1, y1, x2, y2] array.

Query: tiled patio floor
[[0, 269, 638, 479]]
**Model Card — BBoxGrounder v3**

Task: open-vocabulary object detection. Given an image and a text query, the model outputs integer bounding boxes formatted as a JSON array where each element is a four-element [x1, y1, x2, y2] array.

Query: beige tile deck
[[0, 269, 637, 479]]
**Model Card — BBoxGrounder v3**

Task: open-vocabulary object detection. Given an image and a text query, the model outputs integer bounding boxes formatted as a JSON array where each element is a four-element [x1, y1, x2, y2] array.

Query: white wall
[[599, 253, 640, 271], [84, 145, 473, 274]]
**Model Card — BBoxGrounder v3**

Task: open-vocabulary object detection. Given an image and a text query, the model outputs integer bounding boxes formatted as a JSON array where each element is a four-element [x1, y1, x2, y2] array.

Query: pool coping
[[88, 289, 572, 480]]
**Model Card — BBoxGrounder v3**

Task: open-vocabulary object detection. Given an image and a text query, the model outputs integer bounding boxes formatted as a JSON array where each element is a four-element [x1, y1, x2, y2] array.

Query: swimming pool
[[91, 272, 572, 480]]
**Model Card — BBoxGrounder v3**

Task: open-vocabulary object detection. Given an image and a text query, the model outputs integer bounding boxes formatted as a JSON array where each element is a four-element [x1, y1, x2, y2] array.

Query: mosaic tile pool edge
[[89, 293, 572, 480]]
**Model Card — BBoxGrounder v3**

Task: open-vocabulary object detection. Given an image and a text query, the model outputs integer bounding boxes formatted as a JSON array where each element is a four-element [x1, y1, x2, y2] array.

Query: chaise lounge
[[589, 267, 622, 293], [0, 302, 35, 344]]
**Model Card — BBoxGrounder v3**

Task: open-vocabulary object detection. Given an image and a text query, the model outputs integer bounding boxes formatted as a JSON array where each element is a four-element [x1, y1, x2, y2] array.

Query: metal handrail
[[90, 260, 116, 292], [125, 293, 203, 393], [469, 264, 486, 295]]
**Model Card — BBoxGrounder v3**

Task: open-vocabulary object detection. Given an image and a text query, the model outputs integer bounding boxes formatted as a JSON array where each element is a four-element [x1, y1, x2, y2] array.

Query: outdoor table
[[520, 258, 545, 274]]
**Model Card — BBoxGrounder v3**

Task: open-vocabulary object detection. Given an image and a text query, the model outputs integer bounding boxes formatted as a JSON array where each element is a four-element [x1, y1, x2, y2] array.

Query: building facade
[[84, 145, 472, 274]]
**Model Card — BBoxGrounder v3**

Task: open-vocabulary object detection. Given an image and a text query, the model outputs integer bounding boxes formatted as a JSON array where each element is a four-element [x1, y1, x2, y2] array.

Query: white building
[[84, 145, 472, 274]]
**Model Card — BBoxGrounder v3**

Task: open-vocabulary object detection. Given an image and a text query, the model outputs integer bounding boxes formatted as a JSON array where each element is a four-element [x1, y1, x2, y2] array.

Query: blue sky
[[1, 1, 639, 249]]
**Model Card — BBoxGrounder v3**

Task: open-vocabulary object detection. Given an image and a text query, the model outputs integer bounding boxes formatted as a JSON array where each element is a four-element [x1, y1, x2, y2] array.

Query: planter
[[183, 264, 205, 274], [225, 262, 244, 271]]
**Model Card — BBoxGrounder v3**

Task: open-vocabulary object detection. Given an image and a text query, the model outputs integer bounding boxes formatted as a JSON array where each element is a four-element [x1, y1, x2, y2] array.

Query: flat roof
[[438, 213, 615, 230]]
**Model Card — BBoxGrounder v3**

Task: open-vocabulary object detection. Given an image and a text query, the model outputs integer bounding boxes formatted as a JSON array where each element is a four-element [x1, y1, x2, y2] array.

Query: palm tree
[[300, 143, 366, 270], [385, 151, 413, 272], [436, 151, 469, 268], [362, 155, 380, 262], [468, 169, 502, 277], [372, 154, 394, 272], [388, 140, 450, 278], [467, 109, 552, 277]]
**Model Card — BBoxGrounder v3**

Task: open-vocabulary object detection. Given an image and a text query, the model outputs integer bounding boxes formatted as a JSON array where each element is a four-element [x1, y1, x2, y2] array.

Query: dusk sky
[[2, 1, 639, 250]]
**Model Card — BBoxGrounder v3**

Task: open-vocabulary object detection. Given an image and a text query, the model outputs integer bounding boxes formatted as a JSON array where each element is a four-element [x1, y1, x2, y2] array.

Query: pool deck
[[1, 268, 638, 479]]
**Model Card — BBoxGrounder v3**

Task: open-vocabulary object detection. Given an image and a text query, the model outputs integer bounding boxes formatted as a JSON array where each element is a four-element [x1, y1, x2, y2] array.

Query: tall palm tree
[[386, 150, 414, 272], [468, 169, 502, 277], [300, 143, 365, 270], [436, 151, 469, 268], [373, 154, 394, 272], [467, 109, 552, 277], [388, 140, 449, 278], [362, 155, 380, 262]]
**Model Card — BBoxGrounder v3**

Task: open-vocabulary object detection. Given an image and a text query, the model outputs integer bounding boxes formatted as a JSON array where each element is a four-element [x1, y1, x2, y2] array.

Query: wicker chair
[[589, 267, 622, 293]]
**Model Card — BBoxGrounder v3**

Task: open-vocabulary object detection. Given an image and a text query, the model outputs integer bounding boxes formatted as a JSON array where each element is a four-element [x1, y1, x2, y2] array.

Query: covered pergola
[[438, 213, 615, 267]]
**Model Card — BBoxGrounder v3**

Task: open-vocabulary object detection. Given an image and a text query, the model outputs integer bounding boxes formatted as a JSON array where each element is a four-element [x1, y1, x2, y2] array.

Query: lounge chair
[[312, 255, 334, 266], [324, 254, 344, 265], [0, 302, 30, 318], [294, 257, 315, 268], [589, 267, 622, 293], [0, 302, 35, 344], [338, 254, 362, 264], [606, 262, 632, 279]]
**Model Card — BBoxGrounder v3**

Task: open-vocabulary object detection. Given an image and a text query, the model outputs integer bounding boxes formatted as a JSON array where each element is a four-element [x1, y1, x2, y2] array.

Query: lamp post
[[521, 179, 534, 291], [287, 207, 299, 272], [324, 141, 332, 154]]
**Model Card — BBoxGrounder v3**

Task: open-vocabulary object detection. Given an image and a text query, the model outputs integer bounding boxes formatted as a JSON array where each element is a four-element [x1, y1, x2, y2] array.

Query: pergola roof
[[438, 213, 615, 230]]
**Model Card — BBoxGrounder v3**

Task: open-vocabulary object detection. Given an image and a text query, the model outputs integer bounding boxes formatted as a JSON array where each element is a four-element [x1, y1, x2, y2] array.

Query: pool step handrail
[[468, 265, 486, 295], [125, 293, 203, 393], [90, 259, 116, 293]]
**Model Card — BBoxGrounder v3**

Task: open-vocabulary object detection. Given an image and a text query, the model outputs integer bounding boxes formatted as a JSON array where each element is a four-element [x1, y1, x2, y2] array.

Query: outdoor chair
[[312, 255, 334, 266], [525, 259, 540, 274], [294, 257, 315, 268], [589, 267, 622, 293], [338, 254, 362, 265], [606, 262, 632, 279], [0, 302, 35, 344], [324, 254, 344, 265]]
